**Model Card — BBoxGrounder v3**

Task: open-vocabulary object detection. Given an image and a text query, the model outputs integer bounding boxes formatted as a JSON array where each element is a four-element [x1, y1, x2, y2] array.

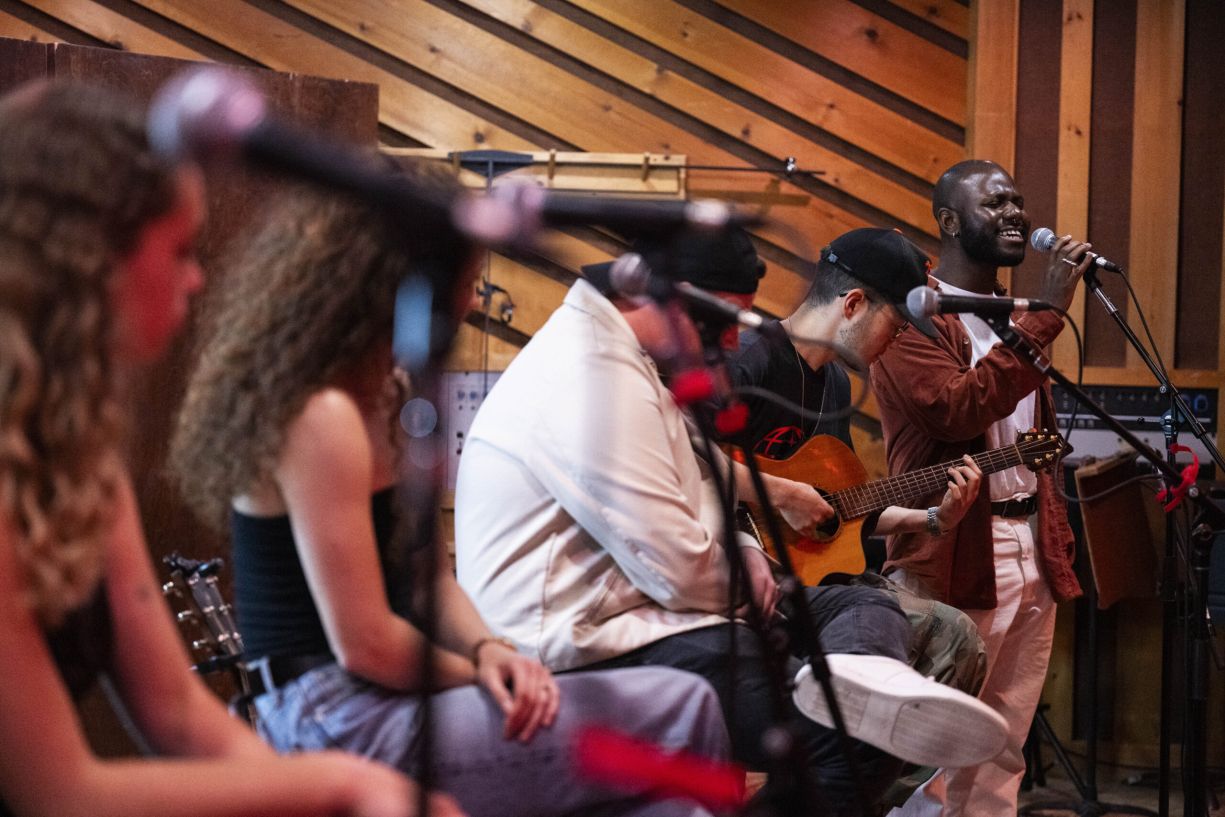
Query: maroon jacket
[[869, 308, 1081, 610]]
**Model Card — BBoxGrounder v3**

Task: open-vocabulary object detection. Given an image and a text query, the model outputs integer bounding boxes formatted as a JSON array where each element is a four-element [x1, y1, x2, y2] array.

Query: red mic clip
[[669, 368, 716, 406], [1154, 445, 1199, 512]]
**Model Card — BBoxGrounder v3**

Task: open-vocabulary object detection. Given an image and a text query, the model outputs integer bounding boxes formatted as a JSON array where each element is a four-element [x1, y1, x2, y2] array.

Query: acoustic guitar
[[737, 430, 1067, 586]]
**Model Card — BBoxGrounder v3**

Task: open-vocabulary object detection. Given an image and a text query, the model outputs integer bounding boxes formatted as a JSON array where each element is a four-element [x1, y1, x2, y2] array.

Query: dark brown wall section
[[1012, 0, 1063, 300], [1084, 0, 1137, 367], [1176, 0, 1225, 370]]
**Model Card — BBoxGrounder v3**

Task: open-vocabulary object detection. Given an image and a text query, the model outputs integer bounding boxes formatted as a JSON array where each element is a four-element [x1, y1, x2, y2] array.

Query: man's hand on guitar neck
[[875, 454, 983, 536], [933, 455, 983, 532]]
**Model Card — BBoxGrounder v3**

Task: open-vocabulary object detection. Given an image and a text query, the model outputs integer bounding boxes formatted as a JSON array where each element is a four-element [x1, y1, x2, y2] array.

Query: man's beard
[[960, 222, 1025, 267]]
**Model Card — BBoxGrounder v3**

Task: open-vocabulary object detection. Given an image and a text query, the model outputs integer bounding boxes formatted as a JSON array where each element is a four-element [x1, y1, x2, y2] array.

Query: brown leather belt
[[990, 495, 1037, 518]]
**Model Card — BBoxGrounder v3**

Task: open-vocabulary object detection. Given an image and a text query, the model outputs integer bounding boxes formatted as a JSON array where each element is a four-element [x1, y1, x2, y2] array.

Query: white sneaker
[[792, 654, 1007, 769]]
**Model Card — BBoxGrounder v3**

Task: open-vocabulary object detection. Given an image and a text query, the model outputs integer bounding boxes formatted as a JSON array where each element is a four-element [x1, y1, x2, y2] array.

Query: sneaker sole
[[793, 659, 1008, 769]]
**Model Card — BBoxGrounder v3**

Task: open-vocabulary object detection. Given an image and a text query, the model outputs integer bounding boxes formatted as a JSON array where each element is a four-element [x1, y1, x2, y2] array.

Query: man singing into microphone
[[870, 159, 1093, 816]]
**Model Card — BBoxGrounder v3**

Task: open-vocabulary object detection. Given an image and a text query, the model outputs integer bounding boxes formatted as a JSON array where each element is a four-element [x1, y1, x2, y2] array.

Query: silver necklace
[[794, 344, 828, 437]]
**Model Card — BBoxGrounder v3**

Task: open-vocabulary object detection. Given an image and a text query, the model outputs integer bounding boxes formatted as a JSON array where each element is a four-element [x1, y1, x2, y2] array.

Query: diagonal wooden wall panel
[[716, 0, 965, 124], [567, 0, 962, 183], [24, 0, 202, 58], [452, 0, 935, 235], [0, 0, 969, 337], [886, 0, 968, 37]]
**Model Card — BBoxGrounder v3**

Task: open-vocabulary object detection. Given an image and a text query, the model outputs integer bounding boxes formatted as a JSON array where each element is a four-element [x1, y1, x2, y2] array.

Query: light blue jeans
[[254, 663, 730, 817]]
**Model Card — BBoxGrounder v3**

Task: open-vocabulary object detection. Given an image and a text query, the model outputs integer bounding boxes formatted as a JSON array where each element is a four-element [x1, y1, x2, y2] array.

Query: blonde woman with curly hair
[[170, 181, 730, 817], [0, 80, 441, 817]]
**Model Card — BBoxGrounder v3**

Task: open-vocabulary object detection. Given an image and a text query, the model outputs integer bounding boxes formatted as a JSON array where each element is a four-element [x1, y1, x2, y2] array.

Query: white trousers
[[890, 517, 1058, 817]]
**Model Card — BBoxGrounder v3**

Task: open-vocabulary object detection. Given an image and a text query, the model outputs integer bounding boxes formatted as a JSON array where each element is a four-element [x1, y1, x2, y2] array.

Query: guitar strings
[[831, 439, 1061, 518]]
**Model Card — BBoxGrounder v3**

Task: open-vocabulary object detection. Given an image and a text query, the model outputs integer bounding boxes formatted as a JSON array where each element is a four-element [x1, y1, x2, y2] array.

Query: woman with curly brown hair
[[0, 80, 438, 817], [170, 180, 731, 817]]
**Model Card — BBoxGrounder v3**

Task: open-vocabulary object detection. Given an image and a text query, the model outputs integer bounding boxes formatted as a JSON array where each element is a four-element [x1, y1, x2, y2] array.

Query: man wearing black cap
[[728, 227, 984, 546], [727, 224, 986, 667], [724, 228, 991, 809], [870, 161, 1091, 816], [455, 227, 1008, 816], [730, 227, 934, 456]]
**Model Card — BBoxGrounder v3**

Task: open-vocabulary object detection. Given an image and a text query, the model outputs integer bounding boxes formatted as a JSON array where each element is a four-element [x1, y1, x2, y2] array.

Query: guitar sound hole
[[812, 490, 841, 541]]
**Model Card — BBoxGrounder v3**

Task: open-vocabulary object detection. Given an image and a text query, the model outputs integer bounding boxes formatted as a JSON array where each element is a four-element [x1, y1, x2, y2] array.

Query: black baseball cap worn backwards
[[822, 227, 937, 338], [581, 226, 765, 297]]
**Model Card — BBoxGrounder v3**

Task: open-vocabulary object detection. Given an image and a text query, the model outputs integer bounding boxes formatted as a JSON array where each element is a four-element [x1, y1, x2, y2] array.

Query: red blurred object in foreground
[[670, 368, 716, 405], [714, 402, 749, 436], [575, 725, 747, 813]]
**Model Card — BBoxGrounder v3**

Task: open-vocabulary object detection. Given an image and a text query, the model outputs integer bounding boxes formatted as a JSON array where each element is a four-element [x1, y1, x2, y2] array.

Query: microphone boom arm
[[980, 314, 1224, 527]]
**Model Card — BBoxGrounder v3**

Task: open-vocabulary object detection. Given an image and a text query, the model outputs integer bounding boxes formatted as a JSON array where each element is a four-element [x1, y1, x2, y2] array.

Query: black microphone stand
[[645, 246, 872, 816], [691, 365, 870, 817], [1080, 270, 1224, 817], [388, 246, 475, 817], [982, 313, 1224, 817]]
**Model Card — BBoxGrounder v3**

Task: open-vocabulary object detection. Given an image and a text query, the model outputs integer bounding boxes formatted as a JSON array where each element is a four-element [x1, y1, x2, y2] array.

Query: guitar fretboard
[[829, 446, 1024, 519]]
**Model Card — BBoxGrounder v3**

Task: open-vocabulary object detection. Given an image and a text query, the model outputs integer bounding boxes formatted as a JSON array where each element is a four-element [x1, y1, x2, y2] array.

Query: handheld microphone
[[148, 67, 759, 248], [906, 285, 1055, 318], [1029, 227, 1124, 273]]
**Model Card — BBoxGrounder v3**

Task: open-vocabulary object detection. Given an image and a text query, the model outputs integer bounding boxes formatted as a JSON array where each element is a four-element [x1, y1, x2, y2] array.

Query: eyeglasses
[[839, 290, 909, 338]]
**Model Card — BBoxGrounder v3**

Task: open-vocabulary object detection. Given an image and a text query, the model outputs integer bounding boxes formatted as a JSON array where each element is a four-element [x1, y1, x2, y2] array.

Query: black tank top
[[230, 487, 398, 659]]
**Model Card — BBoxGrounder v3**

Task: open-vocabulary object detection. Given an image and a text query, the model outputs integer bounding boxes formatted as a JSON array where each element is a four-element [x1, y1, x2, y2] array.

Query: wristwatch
[[926, 506, 943, 536]]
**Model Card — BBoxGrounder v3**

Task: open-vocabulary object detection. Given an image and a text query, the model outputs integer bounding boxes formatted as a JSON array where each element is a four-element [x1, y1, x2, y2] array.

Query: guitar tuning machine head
[[176, 610, 196, 623]]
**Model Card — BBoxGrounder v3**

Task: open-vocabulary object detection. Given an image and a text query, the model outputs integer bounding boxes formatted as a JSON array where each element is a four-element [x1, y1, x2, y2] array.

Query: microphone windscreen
[[1029, 227, 1057, 253], [608, 252, 651, 297], [148, 67, 266, 160], [906, 284, 938, 318]]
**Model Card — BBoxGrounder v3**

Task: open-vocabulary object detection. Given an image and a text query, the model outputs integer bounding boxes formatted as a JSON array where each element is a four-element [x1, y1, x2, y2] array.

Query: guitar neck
[[831, 446, 1022, 519]]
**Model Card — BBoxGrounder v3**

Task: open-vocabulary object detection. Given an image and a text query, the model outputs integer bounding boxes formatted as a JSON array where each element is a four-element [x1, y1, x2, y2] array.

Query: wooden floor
[[1018, 762, 1225, 816]]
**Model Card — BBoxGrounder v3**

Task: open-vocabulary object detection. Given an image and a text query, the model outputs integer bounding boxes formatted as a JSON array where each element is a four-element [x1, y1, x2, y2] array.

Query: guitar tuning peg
[[161, 582, 175, 595], [176, 610, 196, 623], [191, 639, 211, 651]]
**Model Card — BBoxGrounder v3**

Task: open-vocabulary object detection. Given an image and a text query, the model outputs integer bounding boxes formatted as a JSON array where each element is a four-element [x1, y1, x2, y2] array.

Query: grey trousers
[[584, 583, 914, 817], [254, 663, 730, 817]]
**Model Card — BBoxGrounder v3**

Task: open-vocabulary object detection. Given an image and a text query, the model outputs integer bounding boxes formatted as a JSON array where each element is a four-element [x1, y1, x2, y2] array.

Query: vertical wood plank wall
[[1, 0, 1221, 767], [1009, 0, 1224, 391]]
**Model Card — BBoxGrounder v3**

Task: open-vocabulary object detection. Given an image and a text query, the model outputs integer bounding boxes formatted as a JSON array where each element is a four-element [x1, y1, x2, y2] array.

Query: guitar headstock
[[1015, 430, 1069, 473], [162, 552, 245, 674]]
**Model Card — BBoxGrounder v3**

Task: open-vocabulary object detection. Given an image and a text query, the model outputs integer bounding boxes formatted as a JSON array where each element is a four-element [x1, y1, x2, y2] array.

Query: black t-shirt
[[727, 322, 853, 458], [726, 321, 880, 544]]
